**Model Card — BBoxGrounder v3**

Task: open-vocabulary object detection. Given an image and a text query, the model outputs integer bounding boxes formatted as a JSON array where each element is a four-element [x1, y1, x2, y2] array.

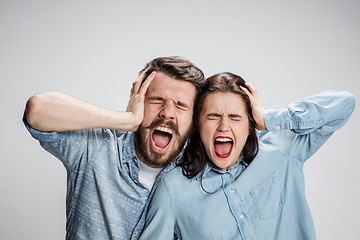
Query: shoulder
[[162, 167, 187, 183], [258, 131, 284, 153], [157, 167, 195, 193], [153, 167, 199, 211], [150, 169, 185, 205], [251, 133, 291, 167]]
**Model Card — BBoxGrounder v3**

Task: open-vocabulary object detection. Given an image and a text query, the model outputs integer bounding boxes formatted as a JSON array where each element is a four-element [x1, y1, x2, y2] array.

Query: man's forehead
[[147, 73, 196, 101], [148, 72, 185, 86]]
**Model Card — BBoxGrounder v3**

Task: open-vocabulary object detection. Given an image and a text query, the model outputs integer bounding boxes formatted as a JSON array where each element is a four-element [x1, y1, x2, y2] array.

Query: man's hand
[[25, 71, 156, 133], [125, 71, 156, 131], [241, 83, 266, 130]]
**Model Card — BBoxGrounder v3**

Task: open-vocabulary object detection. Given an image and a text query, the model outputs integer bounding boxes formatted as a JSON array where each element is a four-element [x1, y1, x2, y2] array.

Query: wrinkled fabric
[[140, 90, 355, 240], [24, 120, 175, 240]]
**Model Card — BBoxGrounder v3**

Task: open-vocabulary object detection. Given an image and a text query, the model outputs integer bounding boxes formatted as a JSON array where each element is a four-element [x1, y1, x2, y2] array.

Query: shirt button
[[239, 214, 245, 219], [226, 173, 231, 178], [276, 125, 281, 130], [230, 188, 235, 194]]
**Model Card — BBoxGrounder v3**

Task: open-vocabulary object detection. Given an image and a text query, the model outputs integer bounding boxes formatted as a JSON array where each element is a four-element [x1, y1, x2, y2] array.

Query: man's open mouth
[[214, 136, 233, 158], [151, 125, 173, 151]]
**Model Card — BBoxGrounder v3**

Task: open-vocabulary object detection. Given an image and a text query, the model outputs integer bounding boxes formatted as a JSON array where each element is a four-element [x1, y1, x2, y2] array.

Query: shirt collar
[[121, 131, 138, 165], [197, 155, 247, 179]]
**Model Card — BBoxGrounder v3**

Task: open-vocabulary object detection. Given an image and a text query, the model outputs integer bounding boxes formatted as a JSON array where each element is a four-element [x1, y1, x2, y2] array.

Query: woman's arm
[[260, 90, 355, 162]]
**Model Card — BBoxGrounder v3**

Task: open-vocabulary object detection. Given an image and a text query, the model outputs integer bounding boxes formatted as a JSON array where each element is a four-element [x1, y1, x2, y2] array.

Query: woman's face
[[199, 92, 250, 171]]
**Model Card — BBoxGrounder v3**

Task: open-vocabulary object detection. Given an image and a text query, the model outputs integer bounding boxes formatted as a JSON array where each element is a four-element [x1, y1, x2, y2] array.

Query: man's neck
[[138, 160, 163, 191]]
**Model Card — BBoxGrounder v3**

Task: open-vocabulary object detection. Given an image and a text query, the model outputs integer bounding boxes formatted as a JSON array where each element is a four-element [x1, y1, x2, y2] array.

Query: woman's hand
[[125, 71, 156, 131], [241, 83, 266, 130]]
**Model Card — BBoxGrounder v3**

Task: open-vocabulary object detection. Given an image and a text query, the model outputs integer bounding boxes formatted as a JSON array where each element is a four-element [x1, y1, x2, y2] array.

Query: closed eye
[[228, 114, 242, 121], [175, 101, 190, 111], [148, 97, 190, 111], [148, 96, 164, 104], [207, 113, 222, 120]]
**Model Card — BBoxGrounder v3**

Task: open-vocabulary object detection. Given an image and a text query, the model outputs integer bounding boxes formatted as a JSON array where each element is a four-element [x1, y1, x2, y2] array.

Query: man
[[24, 56, 205, 240]]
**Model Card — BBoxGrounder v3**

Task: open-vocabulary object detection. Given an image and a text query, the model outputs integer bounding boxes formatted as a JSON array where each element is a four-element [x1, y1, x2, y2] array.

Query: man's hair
[[140, 56, 205, 94], [178, 72, 259, 179]]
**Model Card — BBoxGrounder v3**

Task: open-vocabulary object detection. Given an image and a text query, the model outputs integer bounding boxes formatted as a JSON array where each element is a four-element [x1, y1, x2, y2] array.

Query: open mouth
[[214, 136, 233, 158], [151, 125, 173, 152]]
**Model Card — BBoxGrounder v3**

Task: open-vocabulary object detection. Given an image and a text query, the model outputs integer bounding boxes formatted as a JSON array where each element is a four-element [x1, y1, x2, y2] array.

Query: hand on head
[[126, 71, 156, 131], [241, 83, 266, 131]]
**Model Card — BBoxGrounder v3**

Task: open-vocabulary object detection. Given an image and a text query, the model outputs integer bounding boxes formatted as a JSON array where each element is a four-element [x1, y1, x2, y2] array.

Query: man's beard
[[134, 119, 191, 168]]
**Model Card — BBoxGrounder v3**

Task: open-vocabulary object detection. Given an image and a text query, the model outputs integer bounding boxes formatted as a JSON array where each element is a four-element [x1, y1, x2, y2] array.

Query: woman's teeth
[[215, 137, 232, 142]]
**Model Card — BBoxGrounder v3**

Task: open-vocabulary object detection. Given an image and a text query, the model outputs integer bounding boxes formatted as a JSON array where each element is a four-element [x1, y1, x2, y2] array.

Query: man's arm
[[26, 71, 156, 132]]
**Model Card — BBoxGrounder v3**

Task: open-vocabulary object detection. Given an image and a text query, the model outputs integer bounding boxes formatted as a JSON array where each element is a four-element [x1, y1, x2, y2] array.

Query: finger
[[245, 83, 259, 100], [138, 71, 156, 96], [240, 85, 253, 100], [130, 82, 136, 95], [132, 71, 147, 94]]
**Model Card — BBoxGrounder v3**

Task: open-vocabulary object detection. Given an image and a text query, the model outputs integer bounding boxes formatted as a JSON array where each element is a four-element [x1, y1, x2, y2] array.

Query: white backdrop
[[1, 1, 359, 239]]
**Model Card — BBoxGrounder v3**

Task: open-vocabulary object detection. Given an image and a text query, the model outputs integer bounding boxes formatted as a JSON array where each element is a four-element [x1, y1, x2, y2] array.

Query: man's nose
[[159, 99, 176, 120]]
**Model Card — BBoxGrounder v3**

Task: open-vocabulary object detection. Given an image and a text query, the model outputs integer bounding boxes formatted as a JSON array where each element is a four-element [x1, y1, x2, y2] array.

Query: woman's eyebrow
[[207, 113, 222, 117]]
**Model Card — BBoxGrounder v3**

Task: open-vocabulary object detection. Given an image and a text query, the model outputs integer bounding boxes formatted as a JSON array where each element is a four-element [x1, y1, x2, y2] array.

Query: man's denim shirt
[[24, 117, 176, 239], [139, 90, 355, 240]]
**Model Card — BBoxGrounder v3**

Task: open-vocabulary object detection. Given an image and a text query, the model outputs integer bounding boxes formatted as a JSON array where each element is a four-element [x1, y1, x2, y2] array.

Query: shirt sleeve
[[139, 179, 176, 240], [261, 90, 355, 162], [23, 113, 88, 173]]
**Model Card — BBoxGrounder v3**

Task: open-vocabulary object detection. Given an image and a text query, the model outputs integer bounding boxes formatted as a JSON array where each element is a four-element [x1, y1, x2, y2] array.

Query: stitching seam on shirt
[[163, 177, 177, 228]]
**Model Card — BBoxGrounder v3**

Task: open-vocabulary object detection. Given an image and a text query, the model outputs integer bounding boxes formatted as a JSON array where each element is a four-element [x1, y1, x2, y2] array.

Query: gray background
[[1, 0, 359, 239]]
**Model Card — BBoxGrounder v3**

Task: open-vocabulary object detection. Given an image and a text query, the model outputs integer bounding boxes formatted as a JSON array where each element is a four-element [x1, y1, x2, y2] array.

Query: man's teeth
[[215, 138, 232, 142], [155, 126, 173, 135]]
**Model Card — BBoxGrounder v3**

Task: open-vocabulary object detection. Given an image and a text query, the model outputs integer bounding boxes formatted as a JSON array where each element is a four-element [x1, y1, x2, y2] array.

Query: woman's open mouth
[[214, 136, 233, 158]]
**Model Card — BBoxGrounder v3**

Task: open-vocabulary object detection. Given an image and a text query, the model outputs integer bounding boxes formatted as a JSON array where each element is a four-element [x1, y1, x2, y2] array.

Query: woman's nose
[[217, 118, 230, 132]]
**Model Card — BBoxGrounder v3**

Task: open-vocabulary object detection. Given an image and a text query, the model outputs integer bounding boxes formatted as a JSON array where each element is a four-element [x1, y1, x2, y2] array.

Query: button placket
[[221, 172, 255, 239]]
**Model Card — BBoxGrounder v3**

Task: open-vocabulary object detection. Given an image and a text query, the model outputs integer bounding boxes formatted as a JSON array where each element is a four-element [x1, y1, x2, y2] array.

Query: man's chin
[[143, 151, 173, 168], [134, 127, 185, 168]]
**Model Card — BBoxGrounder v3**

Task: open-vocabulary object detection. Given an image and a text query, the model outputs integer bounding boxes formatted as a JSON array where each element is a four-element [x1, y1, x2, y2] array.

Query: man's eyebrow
[[176, 100, 190, 108], [228, 113, 242, 118], [147, 96, 164, 101], [147, 96, 191, 108]]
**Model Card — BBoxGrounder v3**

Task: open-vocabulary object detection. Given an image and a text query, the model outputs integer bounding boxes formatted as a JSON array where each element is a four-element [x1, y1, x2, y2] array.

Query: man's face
[[135, 72, 197, 168]]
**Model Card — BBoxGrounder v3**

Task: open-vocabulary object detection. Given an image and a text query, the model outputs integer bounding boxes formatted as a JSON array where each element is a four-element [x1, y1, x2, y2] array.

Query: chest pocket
[[249, 170, 285, 220]]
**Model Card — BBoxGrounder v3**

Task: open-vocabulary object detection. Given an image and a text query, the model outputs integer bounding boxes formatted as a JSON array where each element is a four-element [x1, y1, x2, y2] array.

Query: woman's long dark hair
[[178, 72, 259, 179]]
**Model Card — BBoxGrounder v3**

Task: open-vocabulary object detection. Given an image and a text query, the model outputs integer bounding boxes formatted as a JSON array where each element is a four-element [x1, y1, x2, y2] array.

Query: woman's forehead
[[202, 92, 246, 111]]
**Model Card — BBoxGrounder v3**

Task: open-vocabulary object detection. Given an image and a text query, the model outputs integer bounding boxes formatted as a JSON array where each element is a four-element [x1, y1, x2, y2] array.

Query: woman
[[139, 72, 355, 240]]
